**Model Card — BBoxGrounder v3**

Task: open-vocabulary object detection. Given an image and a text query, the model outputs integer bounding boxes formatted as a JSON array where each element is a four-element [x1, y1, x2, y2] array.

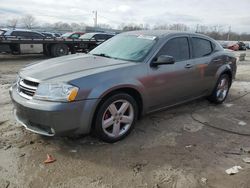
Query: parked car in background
[[3, 29, 46, 39], [41, 32, 61, 38], [61, 32, 84, 39], [0, 29, 8, 36], [246, 42, 250, 49], [79, 32, 115, 41], [78, 32, 115, 52], [10, 30, 237, 143], [217, 41, 228, 49], [237, 41, 247, 51], [227, 42, 239, 51]]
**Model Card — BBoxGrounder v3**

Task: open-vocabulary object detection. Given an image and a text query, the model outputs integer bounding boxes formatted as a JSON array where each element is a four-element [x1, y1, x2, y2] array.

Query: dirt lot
[[0, 51, 250, 188]]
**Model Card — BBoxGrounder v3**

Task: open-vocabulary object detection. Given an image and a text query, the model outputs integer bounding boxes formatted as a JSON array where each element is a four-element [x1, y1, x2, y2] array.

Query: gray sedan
[[10, 30, 237, 142]]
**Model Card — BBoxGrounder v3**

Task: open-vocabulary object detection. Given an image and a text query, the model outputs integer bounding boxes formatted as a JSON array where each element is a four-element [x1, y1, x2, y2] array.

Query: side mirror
[[151, 55, 175, 67]]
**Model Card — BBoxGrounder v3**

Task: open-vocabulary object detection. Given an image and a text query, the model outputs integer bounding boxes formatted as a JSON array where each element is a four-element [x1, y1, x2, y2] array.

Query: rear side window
[[192, 38, 213, 58], [11, 31, 26, 36], [94, 34, 111, 40], [157, 37, 190, 62], [29, 32, 43, 38]]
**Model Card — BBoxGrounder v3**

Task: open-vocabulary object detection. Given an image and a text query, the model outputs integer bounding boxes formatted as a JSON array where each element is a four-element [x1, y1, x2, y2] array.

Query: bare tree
[[70, 23, 81, 31], [97, 23, 112, 29], [122, 23, 143, 31], [7, 18, 18, 29], [169, 24, 189, 31], [153, 24, 169, 30], [21, 15, 36, 29]]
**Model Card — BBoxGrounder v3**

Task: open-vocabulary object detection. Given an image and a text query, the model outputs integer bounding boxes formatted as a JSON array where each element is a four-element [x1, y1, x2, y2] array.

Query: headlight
[[33, 83, 79, 102]]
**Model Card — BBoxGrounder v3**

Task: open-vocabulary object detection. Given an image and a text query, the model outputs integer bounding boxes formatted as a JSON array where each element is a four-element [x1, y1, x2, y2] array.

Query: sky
[[0, 0, 250, 33]]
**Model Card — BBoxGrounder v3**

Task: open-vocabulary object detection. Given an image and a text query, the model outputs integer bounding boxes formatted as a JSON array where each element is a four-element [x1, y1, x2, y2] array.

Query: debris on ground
[[201, 177, 207, 184], [224, 103, 234, 108], [131, 160, 148, 176], [242, 157, 250, 163], [44, 154, 56, 164], [225, 166, 242, 175], [69, 149, 77, 153], [185, 145, 193, 148], [19, 153, 25, 157], [238, 121, 247, 126], [29, 140, 34, 145]]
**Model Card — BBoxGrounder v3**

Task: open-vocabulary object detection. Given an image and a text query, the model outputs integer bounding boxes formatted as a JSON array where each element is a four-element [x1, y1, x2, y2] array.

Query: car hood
[[19, 54, 135, 82]]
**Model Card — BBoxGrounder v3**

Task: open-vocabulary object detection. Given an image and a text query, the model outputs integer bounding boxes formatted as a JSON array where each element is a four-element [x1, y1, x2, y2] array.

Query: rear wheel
[[94, 93, 138, 143], [208, 74, 231, 104], [51, 44, 69, 57]]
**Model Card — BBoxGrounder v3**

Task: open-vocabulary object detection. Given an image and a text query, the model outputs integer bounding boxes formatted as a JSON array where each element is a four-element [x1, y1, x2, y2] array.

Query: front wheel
[[94, 93, 138, 143], [208, 74, 231, 104]]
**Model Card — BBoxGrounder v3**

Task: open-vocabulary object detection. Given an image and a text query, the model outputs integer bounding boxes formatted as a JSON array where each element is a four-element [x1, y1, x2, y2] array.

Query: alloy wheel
[[216, 77, 229, 101], [102, 99, 134, 138]]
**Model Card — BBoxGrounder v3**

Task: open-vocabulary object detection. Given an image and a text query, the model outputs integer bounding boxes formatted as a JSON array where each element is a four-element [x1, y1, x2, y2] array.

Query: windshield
[[61, 32, 73, 37], [79, 33, 95, 40], [90, 34, 157, 62]]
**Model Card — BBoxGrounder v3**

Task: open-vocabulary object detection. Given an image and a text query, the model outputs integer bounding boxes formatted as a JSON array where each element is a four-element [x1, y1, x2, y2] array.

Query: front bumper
[[10, 85, 100, 136]]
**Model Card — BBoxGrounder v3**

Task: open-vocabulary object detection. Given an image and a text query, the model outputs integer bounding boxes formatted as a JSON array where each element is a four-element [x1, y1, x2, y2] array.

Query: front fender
[[88, 78, 146, 101]]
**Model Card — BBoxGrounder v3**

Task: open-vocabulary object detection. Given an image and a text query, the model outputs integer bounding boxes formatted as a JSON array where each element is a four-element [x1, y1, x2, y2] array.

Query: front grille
[[17, 78, 39, 99]]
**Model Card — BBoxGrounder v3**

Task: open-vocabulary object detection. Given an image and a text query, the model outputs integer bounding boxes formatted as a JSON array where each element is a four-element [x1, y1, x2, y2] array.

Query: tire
[[208, 74, 231, 104], [51, 44, 69, 57], [43, 44, 51, 56], [94, 93, 138, 143]]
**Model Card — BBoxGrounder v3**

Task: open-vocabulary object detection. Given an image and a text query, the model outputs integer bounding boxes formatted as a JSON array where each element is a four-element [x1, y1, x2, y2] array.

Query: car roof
[[121, 30, 207, 39], [4, 29, 45, 36], [84, 32, 114, 35], [42, 32, 54, 34], [7, 28, 33, 32]]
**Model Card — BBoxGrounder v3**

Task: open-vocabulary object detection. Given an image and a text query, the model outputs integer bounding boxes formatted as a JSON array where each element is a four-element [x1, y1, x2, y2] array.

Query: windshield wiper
[[92, 53, 111, 58]]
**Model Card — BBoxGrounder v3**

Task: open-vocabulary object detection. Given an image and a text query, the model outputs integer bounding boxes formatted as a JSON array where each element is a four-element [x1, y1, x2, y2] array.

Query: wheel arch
[[90, 86, 144, 133], [215, 64, 233, 86]]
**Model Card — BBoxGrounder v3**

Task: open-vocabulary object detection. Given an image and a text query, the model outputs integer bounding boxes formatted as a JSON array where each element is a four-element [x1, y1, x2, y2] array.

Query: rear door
[[190, 37, 215, 94], [147, 36, 202, 110]]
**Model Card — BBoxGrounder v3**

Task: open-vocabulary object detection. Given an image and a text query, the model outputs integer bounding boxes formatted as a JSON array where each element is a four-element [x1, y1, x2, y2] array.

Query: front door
[[146, 36, 201, 111]]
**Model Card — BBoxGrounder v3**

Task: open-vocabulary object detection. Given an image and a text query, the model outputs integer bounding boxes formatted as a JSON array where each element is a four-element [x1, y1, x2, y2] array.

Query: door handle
[[185, 64, 193, 68]]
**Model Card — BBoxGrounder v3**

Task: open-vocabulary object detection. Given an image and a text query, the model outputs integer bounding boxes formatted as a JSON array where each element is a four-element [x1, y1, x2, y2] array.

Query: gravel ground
[[0, 51, 250, 188]]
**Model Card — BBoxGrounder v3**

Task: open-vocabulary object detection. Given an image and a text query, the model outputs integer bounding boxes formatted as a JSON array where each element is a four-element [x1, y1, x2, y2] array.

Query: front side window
[[157, 37, 190, 62], [90, 34, 157, 62], [192, 38, 213, 58]]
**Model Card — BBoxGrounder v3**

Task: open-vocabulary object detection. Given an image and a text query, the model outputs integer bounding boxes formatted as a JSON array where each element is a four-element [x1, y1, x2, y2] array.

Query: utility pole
[[196, 24, 199, 33], [227, 26, 231, 41], [93, 10, 97, 28]]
